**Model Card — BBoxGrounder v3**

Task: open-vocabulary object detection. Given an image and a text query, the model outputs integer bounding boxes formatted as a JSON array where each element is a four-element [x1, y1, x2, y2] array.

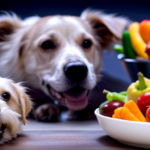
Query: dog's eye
[[82, 40, 92, 49], [41, 40, 56, 50], [2, 92, 10, 101]]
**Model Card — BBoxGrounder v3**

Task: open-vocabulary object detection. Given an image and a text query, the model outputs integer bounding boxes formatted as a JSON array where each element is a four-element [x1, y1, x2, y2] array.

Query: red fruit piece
[[100, 100, 125, 117], [145, 107, 150, 122], [145, 42, 150, 58], [137, 92, 150, 115]]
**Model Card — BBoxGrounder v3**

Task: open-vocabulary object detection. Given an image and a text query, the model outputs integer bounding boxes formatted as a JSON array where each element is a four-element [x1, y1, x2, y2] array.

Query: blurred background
[[0, 0, 150, 84]]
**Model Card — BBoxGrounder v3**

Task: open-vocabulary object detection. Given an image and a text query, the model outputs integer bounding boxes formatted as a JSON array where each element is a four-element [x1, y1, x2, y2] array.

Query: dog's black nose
[[64, 61, 88, 82]]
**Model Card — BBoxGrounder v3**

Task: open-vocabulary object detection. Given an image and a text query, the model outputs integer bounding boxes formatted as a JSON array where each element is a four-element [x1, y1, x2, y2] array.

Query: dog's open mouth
[[48, 86, 88, 110], [0, 124, 7, 140]]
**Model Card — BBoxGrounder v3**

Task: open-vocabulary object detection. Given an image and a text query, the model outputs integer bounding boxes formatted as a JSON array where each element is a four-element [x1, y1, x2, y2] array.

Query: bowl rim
[[118, 54, 150, 63], [94, 108, 150, 126]]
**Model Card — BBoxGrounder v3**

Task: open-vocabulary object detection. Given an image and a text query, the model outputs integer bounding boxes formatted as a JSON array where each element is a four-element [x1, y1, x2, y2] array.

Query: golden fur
[[0, 77, 32, 144], [0, 10, 128, 120]]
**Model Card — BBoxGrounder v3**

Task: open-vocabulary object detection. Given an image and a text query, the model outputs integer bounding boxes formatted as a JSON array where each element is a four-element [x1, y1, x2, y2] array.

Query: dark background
[[0, 0, 150, 83], [0, 0, 149, 21]]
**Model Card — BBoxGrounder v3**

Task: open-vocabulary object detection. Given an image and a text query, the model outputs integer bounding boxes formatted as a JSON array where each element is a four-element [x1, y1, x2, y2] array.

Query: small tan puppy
[[0, 77, 32, 145]]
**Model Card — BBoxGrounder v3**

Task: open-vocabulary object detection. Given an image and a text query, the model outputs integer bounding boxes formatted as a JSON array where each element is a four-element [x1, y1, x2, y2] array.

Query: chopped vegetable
[[124, 100, 147, 122], [120, 107, 140, 121], [127, 72, 150, 103], [145, 107, 150, 122], [112, 114, 118, 118], [113, 107, 122, 119], [138, 72, 147, 90], [122, 30, 136, 59], [103, 90, 127, 102], [137, 92, 150, 115], [139, 19, 150, 43], [113, 44, 124, 54], [99, 100, 109, 113], [99, 91, 127, 114], [100, 100, 125, 117], [119, 91, 127, 96], [128, 22, 149, 59], [112, 100, 147, 122], [145, 42, 150, 59]]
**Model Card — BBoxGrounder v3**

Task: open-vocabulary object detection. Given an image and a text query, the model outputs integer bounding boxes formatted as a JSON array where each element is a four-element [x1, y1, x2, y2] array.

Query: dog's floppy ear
[[13, 83, 32, 125], [81, 9, 129, 48], [18, 87, 32, 125], [0, 13, 21, 42]]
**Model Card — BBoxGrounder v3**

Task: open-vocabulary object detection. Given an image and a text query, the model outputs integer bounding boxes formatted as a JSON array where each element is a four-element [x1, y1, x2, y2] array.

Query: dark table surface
[[1, 131, 143, 150]]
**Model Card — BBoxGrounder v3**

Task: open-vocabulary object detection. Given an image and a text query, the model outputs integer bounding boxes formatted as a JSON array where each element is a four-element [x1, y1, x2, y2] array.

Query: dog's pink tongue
[[63, 90, 88, 110]]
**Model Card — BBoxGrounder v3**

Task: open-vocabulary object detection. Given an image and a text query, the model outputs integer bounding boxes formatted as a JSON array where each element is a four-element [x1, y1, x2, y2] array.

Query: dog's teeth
[[50, 88, 55, 96], [49, 88, 63, 101], [55, 93, 61, 99]]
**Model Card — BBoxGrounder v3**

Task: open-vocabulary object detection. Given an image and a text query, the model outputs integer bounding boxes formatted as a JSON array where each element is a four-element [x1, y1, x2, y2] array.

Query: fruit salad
[[99, 72, 150, 122], [114, 20, 150, 59]]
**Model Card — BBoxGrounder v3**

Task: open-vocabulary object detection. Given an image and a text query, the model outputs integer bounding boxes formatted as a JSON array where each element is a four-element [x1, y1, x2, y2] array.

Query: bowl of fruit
[[95, 72, 150, 149], [114, 20, 150, 82]]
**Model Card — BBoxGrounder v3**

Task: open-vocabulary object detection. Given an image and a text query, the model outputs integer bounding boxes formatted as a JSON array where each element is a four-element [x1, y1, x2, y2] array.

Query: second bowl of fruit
[[114, 19, 150, 82]]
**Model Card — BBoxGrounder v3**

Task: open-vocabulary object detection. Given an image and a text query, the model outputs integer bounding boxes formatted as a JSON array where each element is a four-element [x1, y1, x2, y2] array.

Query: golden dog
[[0, 77, 32, 144], [0, 9, 128, 121]]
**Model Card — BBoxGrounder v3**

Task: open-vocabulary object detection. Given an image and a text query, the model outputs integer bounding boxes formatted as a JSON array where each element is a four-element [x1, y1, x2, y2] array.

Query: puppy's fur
[[0, 77, 32, 144], [0, 10, 128, 121]]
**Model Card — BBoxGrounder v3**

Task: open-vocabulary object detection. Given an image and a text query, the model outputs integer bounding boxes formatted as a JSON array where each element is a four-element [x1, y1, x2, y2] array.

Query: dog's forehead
[[47, 16, 83, 26], [0, 78, 20, 104], [0, 78, 12, 91], [36, 15, 91, 34], [0, 78, 16, 94], [0, 78, 10, 86]]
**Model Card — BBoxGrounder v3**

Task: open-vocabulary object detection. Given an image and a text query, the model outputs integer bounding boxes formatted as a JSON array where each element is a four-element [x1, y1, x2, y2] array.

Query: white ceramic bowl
[[95, 108, 150, 149]]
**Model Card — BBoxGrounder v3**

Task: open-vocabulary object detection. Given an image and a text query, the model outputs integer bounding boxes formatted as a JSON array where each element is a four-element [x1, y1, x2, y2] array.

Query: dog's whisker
[[55, 93, 61, 99], [50, 88, 55, 96]]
